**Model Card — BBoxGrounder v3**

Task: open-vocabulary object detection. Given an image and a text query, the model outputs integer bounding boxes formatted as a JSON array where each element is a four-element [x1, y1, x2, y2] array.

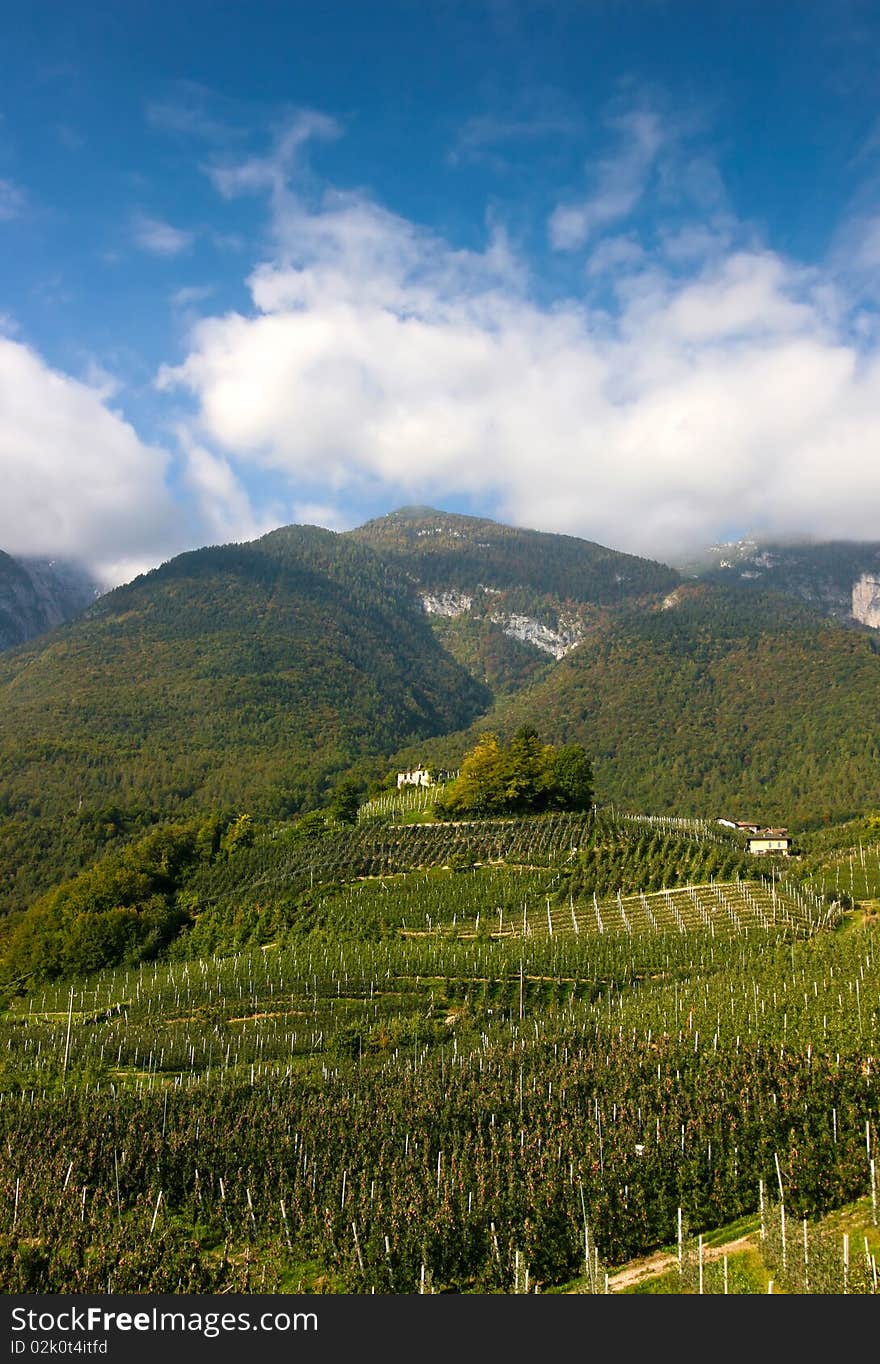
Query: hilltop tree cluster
[[434, 728, 593, 819]]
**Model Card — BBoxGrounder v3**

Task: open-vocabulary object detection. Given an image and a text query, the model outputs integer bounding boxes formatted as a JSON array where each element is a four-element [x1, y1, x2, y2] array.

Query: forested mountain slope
[[349, 505, 680, 690], [390, 582, 880, 828], [0, 525, 489, 913]]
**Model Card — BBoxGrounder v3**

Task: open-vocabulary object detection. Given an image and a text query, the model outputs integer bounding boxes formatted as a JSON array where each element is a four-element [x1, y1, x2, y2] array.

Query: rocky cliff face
[[487, 610, 584, 658], [420, 588, 586, 657], [852, 574, 880, 629], [687, 539, 880, 630], [0, 552, 103, 651], [420, 590, 473, 617]]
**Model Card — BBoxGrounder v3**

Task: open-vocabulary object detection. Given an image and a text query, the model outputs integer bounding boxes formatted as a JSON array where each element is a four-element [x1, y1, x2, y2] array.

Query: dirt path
[[607, 1234, 755, 1292]]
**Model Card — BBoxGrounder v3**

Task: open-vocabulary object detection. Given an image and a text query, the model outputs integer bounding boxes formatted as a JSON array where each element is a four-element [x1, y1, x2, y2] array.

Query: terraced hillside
[[0, 805, 876, 1294]]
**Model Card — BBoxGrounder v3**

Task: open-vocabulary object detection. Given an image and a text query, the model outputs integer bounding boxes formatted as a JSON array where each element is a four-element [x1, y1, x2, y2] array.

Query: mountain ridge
[[683, 535, 880, 630]]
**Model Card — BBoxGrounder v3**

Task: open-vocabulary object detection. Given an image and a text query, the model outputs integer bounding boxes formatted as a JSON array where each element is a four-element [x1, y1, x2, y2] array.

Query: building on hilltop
[[396, 766, 456, 789], [397, 766, 434, 789]]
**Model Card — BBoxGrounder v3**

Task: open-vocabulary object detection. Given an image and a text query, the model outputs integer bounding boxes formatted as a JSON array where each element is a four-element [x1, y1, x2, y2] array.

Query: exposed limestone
[[491, 612, 582, 659], [852, 573, 880, 629], [420, 590, 473, 617]]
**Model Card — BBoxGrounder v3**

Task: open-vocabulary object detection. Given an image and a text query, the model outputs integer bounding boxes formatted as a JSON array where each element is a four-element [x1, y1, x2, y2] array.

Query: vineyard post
[[62, 984, 74, 1076], [871, 1158, 877, 1226], [677, 1207, 682, 1273], [803, 1217, 809, 1292], [698, 1234, 703, 1294], [723, 1254, 728, 1295], [843, 1233, 849, 1294], [578, 1181, 590, 1285], [759, 1179, 765, 1241], [774, 1152, 786, 1271], [352, 1221, 364, 1273], [12, 1176, 19, 1230]]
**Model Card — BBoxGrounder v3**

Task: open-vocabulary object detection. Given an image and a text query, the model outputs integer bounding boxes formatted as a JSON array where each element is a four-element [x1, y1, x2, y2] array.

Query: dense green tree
[[329, 779, 362, 825], [552, 744, 593, 811], [503, 727, 554, 812], [0, 815, 228, 987], [438, 733, 508, 816], [220, 813, 255, 857], [436, 730, 593, 818]]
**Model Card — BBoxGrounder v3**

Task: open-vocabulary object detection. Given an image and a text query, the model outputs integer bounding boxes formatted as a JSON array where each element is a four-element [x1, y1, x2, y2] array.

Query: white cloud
[[549, 109, 664, 250], [146, 82, 237, 144], [289, 500, 353, 531], [586, 234, 647, 277], [0, 178, 26, 220], [81, 359, 122, 400], [132, 213, 194, 257], [172, 284, 214, 306], [0, 337, 181, 585], [179, 429, 279, 545], [156, 151, 880, 563], [207, 110, 340, 203], [55, 123, 84, 151], [448, 102, 580, 168], [830, 212, 880, 294]]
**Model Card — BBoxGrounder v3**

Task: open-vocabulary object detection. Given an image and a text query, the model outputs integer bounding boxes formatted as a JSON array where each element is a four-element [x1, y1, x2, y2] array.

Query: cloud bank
[[157, 118, 880, 562], [8, 100, 880, 585], [0, 338, 180, 585]]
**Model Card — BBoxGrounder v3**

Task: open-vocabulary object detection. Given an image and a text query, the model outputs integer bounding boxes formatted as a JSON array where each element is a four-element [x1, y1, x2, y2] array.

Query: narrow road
[[607, 1234, 755, 1292]]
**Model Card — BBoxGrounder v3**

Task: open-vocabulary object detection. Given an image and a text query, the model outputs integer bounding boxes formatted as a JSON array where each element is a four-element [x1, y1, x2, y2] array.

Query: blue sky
[[3, 0, 880, 583]]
